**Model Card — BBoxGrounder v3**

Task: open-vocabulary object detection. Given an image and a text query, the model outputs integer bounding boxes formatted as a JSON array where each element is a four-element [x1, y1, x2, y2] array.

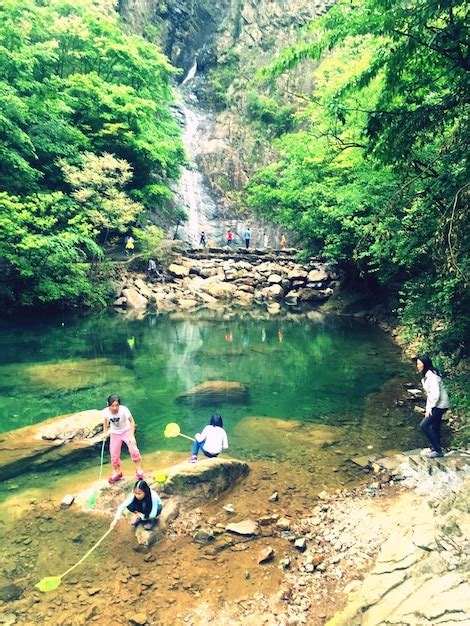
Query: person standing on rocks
[[110, 479, 163, 531], [199, 231, 207, 247], [416, 355, 450, 458], [243, 227, 251, 249], [279, 233, 287, 249], [227, 229, 234, 246], [125, 234, 135, 255], [103, 394, 145, 483], [188, 414, 228, 462]]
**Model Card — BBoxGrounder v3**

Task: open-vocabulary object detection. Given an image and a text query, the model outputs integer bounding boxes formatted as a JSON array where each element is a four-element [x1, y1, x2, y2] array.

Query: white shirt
[[102, 405, 132, 434], [421, 371, 450, 415], [196, 425, 228, 455]]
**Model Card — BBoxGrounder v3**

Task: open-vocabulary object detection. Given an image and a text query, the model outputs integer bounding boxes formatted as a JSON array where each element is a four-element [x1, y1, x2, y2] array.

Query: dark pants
[[245, 238, 250, 249], [420, 407, 447, 452], [192, 440, 218, 458]]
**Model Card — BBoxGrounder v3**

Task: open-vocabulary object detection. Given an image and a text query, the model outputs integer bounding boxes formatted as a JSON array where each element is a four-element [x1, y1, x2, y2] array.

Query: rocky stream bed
[[0, 444, 469, 626]]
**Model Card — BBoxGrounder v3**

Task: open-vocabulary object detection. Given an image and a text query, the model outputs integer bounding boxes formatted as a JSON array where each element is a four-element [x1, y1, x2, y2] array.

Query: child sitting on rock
[[110, 480, 163, 531], [188, 414, 228, 463]]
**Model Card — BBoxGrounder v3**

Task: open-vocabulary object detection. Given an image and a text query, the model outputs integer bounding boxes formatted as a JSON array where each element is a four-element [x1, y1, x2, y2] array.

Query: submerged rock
[[0, 581, 22, 602], [176, 380, 249, 406]]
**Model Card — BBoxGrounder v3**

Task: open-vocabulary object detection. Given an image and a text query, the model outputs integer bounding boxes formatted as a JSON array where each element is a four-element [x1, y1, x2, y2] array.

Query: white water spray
[[174, 64, 223, 246]]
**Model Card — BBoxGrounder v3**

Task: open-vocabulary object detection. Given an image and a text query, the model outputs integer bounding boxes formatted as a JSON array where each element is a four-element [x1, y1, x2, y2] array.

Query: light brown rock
[[122, 287, 148, 309]]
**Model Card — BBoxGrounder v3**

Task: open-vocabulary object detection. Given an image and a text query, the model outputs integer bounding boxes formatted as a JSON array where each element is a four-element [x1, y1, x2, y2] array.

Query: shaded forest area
[[246, 0, 468, 361]]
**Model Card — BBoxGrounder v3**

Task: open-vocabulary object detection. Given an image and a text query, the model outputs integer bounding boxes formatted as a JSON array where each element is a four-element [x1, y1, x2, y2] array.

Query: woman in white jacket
[[417, 355, 450, 458]]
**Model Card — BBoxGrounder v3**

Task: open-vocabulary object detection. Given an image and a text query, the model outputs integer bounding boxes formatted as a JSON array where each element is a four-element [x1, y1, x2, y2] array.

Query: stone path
[[326, 451, 470, 626]]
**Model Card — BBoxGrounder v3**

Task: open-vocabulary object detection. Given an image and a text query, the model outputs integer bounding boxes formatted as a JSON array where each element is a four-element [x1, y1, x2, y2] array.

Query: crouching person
[[110, 480, 163, 531]]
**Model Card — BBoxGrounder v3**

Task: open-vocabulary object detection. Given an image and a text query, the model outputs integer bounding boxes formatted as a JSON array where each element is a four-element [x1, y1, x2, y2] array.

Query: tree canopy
[[0, 0, 184, 308], [247, 0, 469, 357]]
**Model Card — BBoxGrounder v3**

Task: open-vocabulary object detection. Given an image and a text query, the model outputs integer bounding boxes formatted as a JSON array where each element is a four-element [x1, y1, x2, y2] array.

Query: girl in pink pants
[[102, 394, 144, 484]]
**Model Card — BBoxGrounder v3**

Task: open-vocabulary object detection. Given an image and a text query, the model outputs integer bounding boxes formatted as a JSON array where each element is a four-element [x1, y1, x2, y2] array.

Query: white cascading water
[[174, 63, 224, 247]]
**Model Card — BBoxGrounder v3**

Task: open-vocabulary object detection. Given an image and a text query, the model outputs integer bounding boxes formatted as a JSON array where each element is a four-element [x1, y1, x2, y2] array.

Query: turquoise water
[[0, 309, 422, 487]]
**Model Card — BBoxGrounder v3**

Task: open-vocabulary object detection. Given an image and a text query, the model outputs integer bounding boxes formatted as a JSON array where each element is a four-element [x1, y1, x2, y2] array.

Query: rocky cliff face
[[118, 0, 334, 234], [119, 0, 231, 74]]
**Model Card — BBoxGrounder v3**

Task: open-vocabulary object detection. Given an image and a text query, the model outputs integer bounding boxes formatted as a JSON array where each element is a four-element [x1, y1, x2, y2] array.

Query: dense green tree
[[0, 0, 185, 308], [248, 0, 469, 356]]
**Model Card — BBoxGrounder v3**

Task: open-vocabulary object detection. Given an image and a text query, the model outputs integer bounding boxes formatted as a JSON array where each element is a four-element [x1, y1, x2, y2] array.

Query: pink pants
[[110, 430, 141, 470]]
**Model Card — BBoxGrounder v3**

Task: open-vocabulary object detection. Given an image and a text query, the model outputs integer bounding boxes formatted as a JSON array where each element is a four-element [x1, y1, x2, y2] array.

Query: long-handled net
[[164, 422, 194, 441], [87, 438, 106, 508], [35, 527, 113, 592]]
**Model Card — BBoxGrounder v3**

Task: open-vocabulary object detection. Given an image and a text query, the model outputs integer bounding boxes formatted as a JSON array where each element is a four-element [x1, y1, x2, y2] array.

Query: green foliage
[[132, 225, 164, 257], [0, 192, 108, 307], [206, 51, 240, 110], [246, 91, 294, 136], [60, 152, 143, 237], [0, 0, 185, 308], [247, 0, 469, 359]]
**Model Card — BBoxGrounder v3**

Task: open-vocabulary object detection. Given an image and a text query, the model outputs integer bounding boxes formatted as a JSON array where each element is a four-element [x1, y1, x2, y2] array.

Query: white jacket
[[422, 370, 450, 416], [196, 425, 228, 455]]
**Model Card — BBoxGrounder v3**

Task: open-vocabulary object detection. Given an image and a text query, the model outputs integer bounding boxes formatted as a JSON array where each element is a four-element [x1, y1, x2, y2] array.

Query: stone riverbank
[[113, 247, 339, 312], [0, 448, 468, 625]]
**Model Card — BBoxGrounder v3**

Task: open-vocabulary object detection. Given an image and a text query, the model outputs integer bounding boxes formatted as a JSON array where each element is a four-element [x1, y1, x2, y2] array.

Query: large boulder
[[122, 287, 148, 309], [134, 279, 155, 300], [176, 380, 249, 406], [260, 284, 284, 300], [287, 268, 308, 281], [267, 274, 283, 284], [134, 499, 181, 547], [162, 457, 250, 498], [201, 279, 236, 300], [298, 287, 329, 302], [233, 290, 255, 306], [0, 410, 103, 480], [168, 263, 190, 278], [307, 268, 329, 283]]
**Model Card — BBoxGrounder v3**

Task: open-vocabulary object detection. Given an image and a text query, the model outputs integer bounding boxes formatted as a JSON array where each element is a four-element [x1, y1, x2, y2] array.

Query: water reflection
[[0, 309, 422, 492]]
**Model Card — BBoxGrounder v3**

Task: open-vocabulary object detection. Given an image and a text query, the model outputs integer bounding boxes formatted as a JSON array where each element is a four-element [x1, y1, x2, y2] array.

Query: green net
[[35, 576, 62, 593], [154, 471, 167, 484]]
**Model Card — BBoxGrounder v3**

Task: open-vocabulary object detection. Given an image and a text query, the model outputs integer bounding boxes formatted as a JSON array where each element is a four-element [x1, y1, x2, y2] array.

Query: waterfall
[[173, 62, 282, 250], [174, 64, 223, 247], [181, 60, 197, 86]]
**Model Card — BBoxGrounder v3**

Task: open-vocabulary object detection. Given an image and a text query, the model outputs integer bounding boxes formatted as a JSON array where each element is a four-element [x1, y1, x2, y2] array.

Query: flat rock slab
[[0, 410, 103, 481], [162, 457, 250, 497], [326, 468, 470, 626], [232, 416, 343, 458], [176, 381, 249, 406], [75, 457, 250, 517], [226, 520, 260, 536]]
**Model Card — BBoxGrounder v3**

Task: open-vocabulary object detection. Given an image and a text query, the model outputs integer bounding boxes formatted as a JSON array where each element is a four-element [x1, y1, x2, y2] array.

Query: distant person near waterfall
[[199, 231, 207, 247], [243, 227, 251, 249], [227, 229, 234, 246]]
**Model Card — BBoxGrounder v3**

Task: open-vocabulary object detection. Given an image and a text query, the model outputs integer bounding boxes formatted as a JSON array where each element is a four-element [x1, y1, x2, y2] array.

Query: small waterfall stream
[[173, 62, 284, 249], [174, 65, 224, 246]]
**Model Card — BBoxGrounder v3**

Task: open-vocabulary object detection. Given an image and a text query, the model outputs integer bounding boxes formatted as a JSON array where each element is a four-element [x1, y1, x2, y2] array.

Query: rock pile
[[114, 249, 338, 312]]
